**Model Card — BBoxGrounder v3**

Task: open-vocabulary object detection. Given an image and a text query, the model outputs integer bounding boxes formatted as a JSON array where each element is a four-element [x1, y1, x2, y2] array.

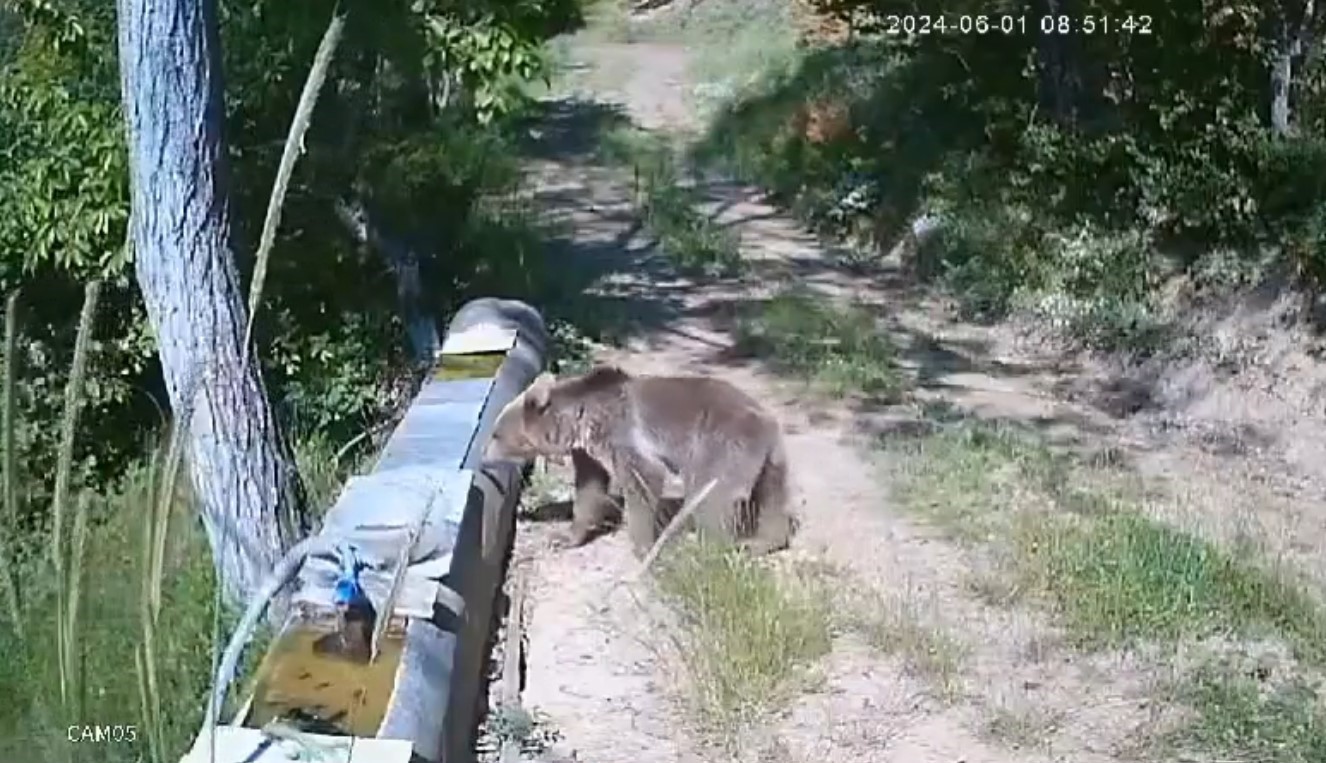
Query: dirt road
[[483, 38, 1326, 763]]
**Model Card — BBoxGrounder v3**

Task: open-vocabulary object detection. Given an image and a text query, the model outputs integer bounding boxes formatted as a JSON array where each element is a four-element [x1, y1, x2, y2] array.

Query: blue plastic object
[[332, 543, 369, 610]]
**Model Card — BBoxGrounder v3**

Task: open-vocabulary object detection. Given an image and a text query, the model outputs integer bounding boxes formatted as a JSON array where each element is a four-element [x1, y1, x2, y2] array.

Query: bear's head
[[483, 365, 630, 463], [484, 371, 559, 462]]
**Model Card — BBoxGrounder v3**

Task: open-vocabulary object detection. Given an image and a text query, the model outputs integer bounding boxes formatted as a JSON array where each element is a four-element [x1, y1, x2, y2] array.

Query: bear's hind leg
[[735, 503, 794, 555], [737, 444, 795, 555]]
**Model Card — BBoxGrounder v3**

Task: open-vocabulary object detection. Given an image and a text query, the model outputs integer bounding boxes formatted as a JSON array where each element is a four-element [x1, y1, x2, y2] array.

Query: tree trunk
[[334, 196, 439, 365], [117, 0, 308, 610], [1271, 0, 1318, 137], [1271, 42, 1294, 135], [1034, 0, 1083, 127]]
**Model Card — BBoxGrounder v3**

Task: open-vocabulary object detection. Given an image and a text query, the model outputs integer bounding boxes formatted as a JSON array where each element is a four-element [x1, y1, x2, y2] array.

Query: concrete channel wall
[[183, 298, 549, 763]]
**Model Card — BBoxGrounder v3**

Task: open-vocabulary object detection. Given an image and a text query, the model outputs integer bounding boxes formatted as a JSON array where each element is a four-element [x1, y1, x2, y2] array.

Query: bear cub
[[484, 364, 795, 558]]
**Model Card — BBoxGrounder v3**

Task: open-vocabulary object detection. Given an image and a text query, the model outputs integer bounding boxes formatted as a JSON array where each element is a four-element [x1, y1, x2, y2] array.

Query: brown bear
[[484, 364, 795, 558]]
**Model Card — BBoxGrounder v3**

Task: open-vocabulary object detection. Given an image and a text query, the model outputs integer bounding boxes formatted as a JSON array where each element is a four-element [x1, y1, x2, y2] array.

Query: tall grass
[[0, 290, 22, 636], [52, 282, 99, 718], [0, 278, 358, 763], [136, 417, 191, 763], [0, 285, 195, 763], [652, 537, 831, 746], [0, 284, 352, 763]]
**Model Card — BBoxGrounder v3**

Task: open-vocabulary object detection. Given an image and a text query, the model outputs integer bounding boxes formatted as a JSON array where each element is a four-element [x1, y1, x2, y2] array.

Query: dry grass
[[982, 700, 1062, 752], [840, 588, 966, 701], [651, 536, 832, 747], [883, 418, 1326, 760]]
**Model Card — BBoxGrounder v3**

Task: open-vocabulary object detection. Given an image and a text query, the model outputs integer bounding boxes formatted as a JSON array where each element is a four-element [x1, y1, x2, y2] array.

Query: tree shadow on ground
[[684, 281, 1137, 464], [516, 97, 634, 165], [852, 398, 1142, 467], [511, 64, 1134, 462], [515, 84, 1152, 474], [516, 96, 732, 351]]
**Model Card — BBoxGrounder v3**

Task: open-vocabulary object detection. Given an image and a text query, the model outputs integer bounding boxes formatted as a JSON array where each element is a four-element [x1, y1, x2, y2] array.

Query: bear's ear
[[582, 364, 630, 388], [524, 372, 555, 413]]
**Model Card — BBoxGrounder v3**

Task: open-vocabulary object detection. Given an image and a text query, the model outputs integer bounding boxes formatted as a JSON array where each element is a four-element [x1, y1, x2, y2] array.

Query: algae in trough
[[243, 621, 407, 737], [434, 352, 506, 381]]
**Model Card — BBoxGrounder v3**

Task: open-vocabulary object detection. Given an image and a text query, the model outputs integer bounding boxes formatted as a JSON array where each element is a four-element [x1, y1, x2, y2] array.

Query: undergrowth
[[0, 286, 355, 762], [599, 126, 743, 278], [680, 1, 1326, 355]]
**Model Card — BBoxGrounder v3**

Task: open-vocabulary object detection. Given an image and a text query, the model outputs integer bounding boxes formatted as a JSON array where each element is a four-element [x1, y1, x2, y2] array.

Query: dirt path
[[491, 39, 1323, 763]]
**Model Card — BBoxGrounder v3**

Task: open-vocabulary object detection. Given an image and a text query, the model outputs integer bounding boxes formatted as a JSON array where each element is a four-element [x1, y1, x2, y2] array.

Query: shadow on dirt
[[517, 92, 1136, 466], [517, 97, 634, 164], [519, 96, 734, 350]]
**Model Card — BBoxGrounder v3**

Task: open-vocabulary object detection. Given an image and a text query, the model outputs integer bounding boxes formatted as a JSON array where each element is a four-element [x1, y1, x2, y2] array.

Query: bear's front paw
[[551, 525, 592, 551]]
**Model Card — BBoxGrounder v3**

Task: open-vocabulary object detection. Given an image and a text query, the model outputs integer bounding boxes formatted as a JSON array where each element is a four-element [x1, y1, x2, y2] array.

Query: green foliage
[[421, 10, 550, 123], [1176, 665, 1326, 763], [0, 0, 588, 485], [692, 0, 1326, 351], [0, 0, 587, 754]]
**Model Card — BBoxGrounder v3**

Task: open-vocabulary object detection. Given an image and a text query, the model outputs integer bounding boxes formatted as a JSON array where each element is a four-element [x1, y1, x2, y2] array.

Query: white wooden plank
[[439, 324, 517, 355], [318, 468, 472, 564], [182, 726, 413, 763]]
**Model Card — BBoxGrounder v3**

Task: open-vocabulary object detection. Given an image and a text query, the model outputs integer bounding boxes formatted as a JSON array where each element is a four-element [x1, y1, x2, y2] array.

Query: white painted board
[[438, 324, 517, 355], [180, 726, 413, 763]]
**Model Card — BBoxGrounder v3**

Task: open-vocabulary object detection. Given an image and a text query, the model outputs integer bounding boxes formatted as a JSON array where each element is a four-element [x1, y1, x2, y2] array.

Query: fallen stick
[[628, 472, 719, 581], [498, 564, 529, 763]]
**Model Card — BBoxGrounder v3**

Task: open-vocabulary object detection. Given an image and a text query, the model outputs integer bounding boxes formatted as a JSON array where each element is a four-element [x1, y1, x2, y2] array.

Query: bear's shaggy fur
[[484, 365, 795, 557]]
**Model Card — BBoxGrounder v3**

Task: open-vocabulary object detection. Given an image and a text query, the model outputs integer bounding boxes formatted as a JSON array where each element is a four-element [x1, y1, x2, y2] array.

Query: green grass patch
[[599, 126, 744, 277], [0, 462, 216, 763], [0, 433, 350, 763], [888, 421, 1326, 661], [735, 287, 905, 400], [889, 421, 1052, 542], [653, 536, 831, 744], [1013, 511, 1326, 662], [890, 420, 1326, 759], [1170, 665, 1326, 763]]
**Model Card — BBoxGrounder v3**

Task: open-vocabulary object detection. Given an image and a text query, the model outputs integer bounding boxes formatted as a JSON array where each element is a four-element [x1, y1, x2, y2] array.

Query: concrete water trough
[[181, 298, 550, 763]]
